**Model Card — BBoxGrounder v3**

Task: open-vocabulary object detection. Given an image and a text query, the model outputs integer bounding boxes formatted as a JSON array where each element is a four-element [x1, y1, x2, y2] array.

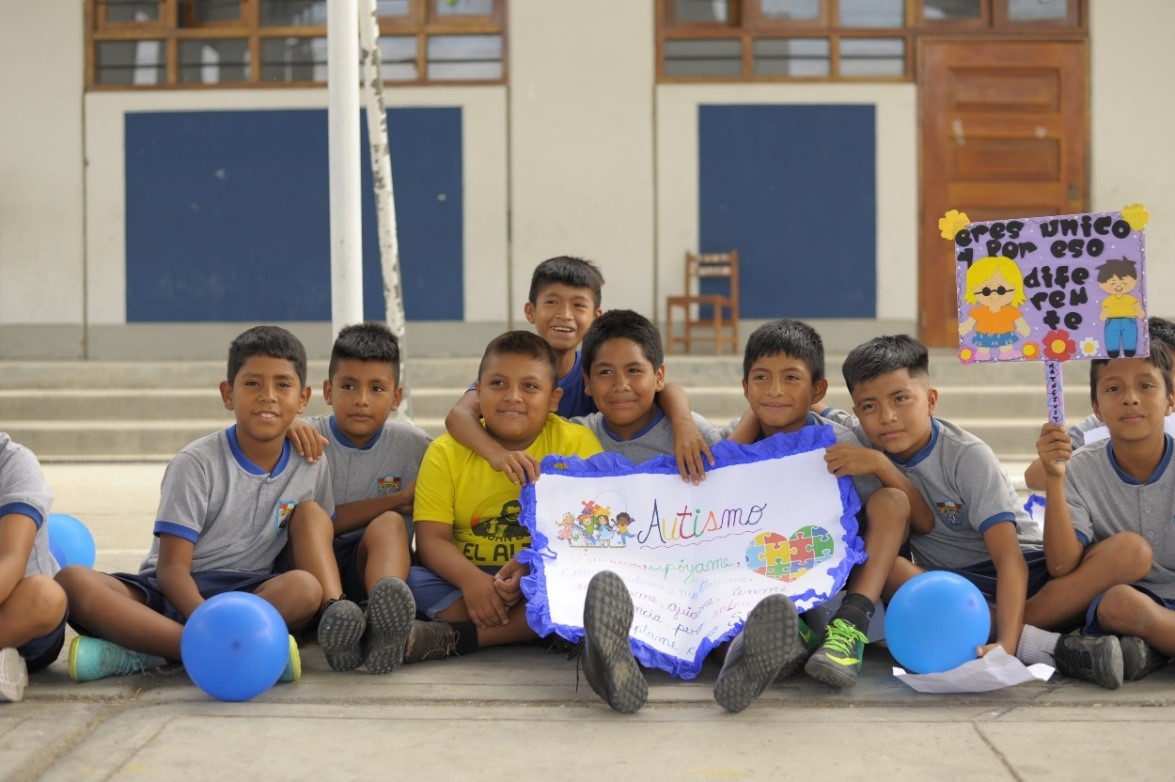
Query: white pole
[[328, 0, 363, 336]]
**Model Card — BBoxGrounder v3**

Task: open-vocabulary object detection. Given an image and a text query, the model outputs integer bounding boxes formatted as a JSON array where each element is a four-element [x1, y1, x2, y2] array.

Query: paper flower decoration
[[958, 346, 977, 364], [1078, 337, 1101, 357], [1122, 203, 1149, 231], [1021, 342, 1040, 360], [939, 209, 971, 240], [1043, 330, 1077, 361]]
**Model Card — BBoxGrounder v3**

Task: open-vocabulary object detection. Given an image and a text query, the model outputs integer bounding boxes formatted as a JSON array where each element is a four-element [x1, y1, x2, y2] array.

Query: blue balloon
[[181, 592, 288, 702], [48, 513, 97, 568], [884, 571, 992, 674]]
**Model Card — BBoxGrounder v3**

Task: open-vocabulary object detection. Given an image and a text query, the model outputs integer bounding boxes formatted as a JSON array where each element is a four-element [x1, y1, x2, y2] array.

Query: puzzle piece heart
[[745, 525, 835, 582]]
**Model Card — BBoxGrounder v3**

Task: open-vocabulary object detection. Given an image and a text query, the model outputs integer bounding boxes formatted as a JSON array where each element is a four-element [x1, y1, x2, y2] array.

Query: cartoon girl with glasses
[[959, 256, 1031, 361]]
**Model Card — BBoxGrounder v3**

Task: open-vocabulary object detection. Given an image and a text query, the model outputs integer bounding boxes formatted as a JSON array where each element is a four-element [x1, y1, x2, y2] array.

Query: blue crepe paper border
[[519, 424, 868, 680]]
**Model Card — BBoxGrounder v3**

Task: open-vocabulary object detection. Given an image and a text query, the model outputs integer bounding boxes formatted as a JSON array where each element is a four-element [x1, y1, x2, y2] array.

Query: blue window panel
[[698, 104, 876, 318], [125, 107, 462, 322]]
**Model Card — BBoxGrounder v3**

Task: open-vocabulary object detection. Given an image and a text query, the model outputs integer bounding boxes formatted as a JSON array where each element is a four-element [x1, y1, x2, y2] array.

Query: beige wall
[[507, 0, 656, 317], [0, 1, 84, 328], [1090, 1, 1175, 313]]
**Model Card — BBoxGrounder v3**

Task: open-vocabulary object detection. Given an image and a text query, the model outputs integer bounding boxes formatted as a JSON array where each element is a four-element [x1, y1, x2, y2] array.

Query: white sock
[[1016, 625, 1061, 666]]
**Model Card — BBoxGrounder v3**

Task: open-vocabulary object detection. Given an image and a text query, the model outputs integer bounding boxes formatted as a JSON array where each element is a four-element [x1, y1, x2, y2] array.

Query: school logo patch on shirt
[[935, 500, 968, 529], [275, 500, 299, 534], [377, 475, 402, 495]]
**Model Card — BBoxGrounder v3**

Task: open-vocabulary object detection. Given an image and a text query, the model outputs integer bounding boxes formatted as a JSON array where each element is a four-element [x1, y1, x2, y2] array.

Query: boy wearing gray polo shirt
[[831, 334, 1124, 688], [306, 323, 429, 674], [57, 326, 348, 682], [1035, 344, 1175, 682], [0, 434, 69, 701]]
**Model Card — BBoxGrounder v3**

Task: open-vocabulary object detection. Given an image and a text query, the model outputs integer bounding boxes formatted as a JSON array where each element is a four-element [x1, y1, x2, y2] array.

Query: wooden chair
[[665, 250, 740, 355]]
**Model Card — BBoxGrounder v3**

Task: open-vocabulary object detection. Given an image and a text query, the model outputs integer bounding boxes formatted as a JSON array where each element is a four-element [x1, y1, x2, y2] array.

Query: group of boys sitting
[[0, 256, 1171, 714]]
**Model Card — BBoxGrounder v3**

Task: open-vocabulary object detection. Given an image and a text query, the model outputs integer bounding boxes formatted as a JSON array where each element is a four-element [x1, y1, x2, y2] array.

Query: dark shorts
[[19, 614, 68, 674], [334, 529, 369, 603], [1083, 584, 1175, 636], [950, 549, 1052, 603], [406, 564, 499, 619]]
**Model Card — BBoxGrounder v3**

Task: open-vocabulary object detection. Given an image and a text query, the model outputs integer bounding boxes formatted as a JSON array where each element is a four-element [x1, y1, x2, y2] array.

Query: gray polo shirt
[[571, 409, 721, 465], [0, 433, 57, 577]]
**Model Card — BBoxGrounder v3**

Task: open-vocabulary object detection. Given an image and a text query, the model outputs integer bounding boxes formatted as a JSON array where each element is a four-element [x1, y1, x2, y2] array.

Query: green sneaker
[[278, 635, 301, 683], [68, 636, 150, 682], [776, 617, 818, 680], [804, 618, 868, 687]]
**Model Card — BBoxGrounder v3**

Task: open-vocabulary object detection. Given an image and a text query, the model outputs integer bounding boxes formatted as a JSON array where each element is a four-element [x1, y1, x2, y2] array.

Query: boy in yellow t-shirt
[[403, 331, 603, 661]]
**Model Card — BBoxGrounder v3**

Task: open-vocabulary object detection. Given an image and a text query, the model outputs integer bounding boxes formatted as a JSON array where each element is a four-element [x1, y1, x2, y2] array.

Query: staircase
[[0, 351, 1094, 487]]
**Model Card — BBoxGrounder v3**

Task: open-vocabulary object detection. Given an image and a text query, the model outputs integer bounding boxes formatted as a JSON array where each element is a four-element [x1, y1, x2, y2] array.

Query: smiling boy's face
[[524, 282, 602, 357], [1092, 357, 1174, 445], [476, 352, 562, 450], [219, 355, 311, 451], [1099, 275, 1138, 296], [585, 337, 665, 440], [742, 352, 825, 437]]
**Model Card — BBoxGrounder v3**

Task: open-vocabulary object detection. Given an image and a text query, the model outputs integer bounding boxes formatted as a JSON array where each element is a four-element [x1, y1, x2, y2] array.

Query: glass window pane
[[260, 0, 326, 27], [752, 38, 829, 77], [180, 39, 250, 83], [922, 0, 981, 20], [96, 40, 165, 85], [664, 39, 742, 77], [760, 0, 820, 22], [192, 0, 241, 23], [434, 0, 493, 16], [260, 36, 328, 81], [839, 0, 903, 27], [105, 0, 160, 23], [838, 37, 904, 76], [1007, 0, 1069, 21], [377, 0, 410, 16], [377, 36, 418, 81], [673, 0, 729, 24], [426, 35, 502, 80]]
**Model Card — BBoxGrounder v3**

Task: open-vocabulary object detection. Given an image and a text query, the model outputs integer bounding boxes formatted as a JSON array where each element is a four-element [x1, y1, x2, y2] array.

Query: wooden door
[[918, 40, 1087, 347]]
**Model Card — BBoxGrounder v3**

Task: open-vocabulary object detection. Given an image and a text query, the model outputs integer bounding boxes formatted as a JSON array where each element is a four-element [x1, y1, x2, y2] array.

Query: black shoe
[[1108, 350, 1121, 358], [582, 571, 647, 714], [360, 577, 416, 674], [318, 598, 366, 672], [1052, 634, 1123, 690], [1120, 636, 1169, 681], [402, 619, 459, 664], [1125, 349, 1137, 357], [713, 594, 803, 713]]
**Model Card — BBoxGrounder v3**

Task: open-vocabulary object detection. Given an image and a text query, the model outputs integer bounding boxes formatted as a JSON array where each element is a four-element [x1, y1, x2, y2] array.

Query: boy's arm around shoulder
[[445, 389, 541, 485], [1035, 422, 1086, 576], [657, 383, 716, 483]]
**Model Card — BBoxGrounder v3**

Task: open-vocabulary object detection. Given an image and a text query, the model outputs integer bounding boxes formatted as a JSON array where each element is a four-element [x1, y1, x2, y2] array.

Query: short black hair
[[227, 325, 308, 386], [1149, 316, 1175, 352], [842, 334, 929, 393], [1089, 341, 1174, 403], [528, 256, 604, 308], [478, 330, 559, 385], [742, 319, 825, 383], [329, 322, 401, 385], [1096, 258, 1139, 283], [581, 309, 664, 373]]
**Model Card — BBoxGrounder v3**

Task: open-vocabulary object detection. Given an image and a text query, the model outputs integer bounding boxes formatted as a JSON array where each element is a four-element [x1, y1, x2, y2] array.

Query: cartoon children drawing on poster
[[1097, 258, 1146, 357], [958, 256, 1032, 361]]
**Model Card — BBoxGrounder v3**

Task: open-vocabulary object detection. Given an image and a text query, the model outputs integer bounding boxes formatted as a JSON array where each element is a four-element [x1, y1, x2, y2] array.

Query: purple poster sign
[[944, 206, 1150, 365]]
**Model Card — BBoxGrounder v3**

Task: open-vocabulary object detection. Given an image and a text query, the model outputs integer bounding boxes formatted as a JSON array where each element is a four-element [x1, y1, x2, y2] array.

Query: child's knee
[[365, 512, 408, 546], [274, 570, 323, 620], [865, 488, 910, 529], [19, 575, 68, 632], [54, 564, 95, 597], [1105, 531, 1153, 580], [1096, 584, 1148, 633], [288, 501, 332, 535]]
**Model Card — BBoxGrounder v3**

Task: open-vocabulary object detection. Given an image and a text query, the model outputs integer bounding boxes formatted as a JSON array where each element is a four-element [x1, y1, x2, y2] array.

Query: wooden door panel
[[919, 40, 1086, 347]]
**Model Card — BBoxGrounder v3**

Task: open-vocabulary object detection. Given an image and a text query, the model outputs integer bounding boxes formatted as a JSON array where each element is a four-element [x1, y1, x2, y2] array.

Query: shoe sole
[[583, 572, 647, 714], [1121, 636, 1169, 682], [714, 594, 802, 713], [362, 578, 417, 675], [319, 601, 366, 672], [804, 647, 861, 688], [1060, 636, 1124, 690]]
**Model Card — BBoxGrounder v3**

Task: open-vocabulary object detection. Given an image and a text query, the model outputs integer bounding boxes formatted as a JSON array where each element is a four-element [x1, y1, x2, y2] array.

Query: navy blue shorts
[[19, 614, 67, 674], [99, 570, 277, 626], [334, 529, 369, 603], [949, 549, 1052, 603], [407, 564, 499, 619], [1083, 584, 1175, 635]]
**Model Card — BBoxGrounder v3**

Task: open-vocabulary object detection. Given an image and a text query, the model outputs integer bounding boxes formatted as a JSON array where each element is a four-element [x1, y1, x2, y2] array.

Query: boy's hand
[[976, 641, 1013, 658], [824, 443, 885, 478], [463, 572, 510, 628], [489, 448, 541, 486], [287, 419, 328, 463], [1035, 423, 1071, 478], [493, 558, 530, 609], [672, 419, 715, 484]]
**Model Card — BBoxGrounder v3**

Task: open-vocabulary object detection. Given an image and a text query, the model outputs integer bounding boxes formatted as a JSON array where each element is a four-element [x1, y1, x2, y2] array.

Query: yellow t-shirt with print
[[414, 414, 603, 567]]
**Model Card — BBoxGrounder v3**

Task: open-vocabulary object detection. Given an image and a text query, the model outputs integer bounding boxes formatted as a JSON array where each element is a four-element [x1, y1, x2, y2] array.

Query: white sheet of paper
[[893, 647, 1054, 693]]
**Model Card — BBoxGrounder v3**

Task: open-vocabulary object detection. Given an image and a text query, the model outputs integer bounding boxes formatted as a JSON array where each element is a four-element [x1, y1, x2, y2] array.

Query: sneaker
[[68, 636, 151, 682], [361, 577, 416, 674], [402, 619, 459, 664], [278, 635, 301, 683], [0, 647, 28, 702], [804, 618, 868, 688], [1052, 633, 1123, 690], [776, 617, 818, 680], [714, 594, 804, 713], [581, 571, 647, 714], [1120, 636, 1170, 682], [318, 598, 366, 672]]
